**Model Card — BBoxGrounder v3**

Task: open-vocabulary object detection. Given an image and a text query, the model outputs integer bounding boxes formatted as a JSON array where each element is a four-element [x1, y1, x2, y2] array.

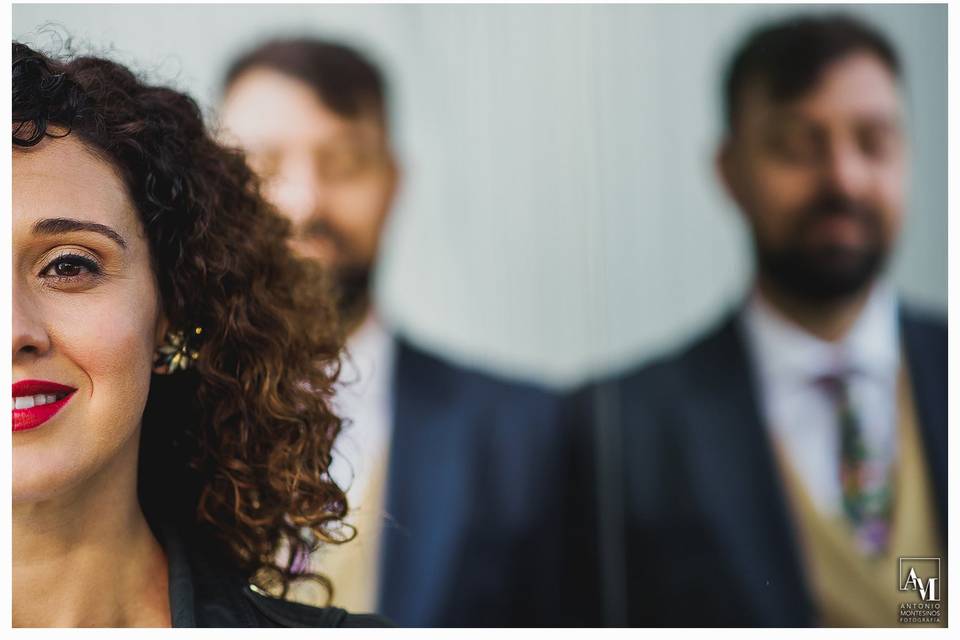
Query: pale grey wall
[[14, 4, 947, 387]]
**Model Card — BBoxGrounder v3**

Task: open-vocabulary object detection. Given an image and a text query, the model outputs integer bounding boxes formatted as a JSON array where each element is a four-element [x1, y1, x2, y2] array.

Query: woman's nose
[[13, 287, 51, 362]]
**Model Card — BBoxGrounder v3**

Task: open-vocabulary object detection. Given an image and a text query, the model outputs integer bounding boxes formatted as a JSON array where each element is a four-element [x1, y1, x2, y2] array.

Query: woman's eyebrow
[[31, 217, 128, 249]]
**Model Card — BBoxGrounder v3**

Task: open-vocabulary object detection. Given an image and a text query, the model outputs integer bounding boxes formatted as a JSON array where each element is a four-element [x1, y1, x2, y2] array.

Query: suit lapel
[[377, 339, 473, 626], [679, 317, 814, 626], [898, 309, 948, 539]]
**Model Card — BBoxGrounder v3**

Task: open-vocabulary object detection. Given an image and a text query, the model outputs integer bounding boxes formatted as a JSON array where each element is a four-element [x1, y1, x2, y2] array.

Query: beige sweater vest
[[775, 368, 945, 627]]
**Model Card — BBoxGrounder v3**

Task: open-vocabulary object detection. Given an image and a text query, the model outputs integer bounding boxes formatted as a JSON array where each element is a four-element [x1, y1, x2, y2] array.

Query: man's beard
[[296, 219, 374, 327], [333, 263, 373, 329], [754, 191, 890, 303]]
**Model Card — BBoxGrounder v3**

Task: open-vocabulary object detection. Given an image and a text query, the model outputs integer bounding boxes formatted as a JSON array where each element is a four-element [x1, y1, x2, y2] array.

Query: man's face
[[719, 52, 907, 301], [220, 67, 396, 274]]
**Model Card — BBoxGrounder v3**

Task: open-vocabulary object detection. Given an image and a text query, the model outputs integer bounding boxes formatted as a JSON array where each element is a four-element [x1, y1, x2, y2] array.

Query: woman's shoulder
[[242, 586, 393, 628]]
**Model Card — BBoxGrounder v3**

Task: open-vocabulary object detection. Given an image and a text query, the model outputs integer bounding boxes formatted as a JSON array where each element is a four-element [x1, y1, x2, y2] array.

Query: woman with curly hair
[[12, 41, 388, 627]]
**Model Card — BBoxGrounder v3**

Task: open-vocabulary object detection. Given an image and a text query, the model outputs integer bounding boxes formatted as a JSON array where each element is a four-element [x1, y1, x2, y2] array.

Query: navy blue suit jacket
[[592, 305, 946, 626], [376, 337, 595, 627]]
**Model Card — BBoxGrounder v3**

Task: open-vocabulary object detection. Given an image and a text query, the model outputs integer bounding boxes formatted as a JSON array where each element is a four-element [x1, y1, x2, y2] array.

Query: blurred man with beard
[[218, 39, 595, 627], [597, 15, 946, 626]]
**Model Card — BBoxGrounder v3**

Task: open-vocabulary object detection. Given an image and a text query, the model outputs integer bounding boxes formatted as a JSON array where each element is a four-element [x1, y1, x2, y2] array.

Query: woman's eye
[[39, 254, 102, 282], [53, 260, 84, 277]]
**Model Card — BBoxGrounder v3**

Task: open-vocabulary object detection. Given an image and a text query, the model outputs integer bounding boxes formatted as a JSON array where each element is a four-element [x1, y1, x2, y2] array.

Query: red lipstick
[[12, 380, 77, 433]]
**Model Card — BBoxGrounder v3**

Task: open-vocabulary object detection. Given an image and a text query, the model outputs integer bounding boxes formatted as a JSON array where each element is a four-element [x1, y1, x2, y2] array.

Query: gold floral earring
[[153, 326, 203, 374]]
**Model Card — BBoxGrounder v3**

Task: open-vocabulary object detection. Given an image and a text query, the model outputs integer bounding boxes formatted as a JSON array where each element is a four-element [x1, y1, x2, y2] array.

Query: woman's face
[[13, 135, 164, 503]]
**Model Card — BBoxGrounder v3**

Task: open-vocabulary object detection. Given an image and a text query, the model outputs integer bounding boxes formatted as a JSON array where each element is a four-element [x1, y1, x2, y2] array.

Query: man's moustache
[[794, 195, 880, 230], [299, 221, 348, 251]]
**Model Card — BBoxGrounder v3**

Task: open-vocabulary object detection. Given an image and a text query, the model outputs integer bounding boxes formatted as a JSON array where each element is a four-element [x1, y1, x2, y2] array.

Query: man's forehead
[[737, 52, 902, 129], [221, 68, 384, 149]]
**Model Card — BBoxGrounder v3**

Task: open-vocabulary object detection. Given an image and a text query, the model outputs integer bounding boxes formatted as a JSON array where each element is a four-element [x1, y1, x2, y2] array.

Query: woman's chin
[[12, 449, 89, 506]]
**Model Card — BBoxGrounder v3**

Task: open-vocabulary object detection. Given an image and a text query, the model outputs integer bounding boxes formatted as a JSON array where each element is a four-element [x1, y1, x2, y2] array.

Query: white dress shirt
[[328, 312, 395, 512], [740, 283, 901, 517], [293, 313, 395, 610]]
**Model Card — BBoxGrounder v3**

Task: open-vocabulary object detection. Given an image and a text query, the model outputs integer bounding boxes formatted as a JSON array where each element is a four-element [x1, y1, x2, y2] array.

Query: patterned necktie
[[819, 372, 892, 556]]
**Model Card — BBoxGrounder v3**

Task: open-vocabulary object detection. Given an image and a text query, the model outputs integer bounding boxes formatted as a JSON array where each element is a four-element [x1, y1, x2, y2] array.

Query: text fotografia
[[899, 602, 941, 624]]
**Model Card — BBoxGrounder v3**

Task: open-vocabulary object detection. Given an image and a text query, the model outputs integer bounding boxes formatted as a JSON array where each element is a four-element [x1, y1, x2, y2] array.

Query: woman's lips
[[12, 379, 77, 433]]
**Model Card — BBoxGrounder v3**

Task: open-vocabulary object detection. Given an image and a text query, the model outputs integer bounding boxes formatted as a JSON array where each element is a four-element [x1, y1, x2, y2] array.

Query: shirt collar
[[741, 281, 900, 385], [345, 311, 394, 377]]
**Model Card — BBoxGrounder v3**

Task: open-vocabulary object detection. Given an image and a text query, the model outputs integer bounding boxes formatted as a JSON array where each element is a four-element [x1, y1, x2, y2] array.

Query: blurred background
[[14, 3, 946, 389]]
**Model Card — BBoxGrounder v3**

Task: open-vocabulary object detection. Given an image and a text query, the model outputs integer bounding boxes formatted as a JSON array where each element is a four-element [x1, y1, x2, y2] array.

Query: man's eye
[[319, 147, 377, 181], [770, 135, 819, 162], [859, 130, 897, 160], [329, 151, 364, 175]]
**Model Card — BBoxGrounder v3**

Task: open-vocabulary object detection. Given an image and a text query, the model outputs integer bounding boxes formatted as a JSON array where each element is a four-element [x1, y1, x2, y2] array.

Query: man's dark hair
[[723, 14, 900, 132], [224, 37, 387, 125]]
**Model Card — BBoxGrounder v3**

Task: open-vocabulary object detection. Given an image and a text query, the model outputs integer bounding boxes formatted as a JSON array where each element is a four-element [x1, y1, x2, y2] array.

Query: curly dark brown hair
[[12, 40, 352, 600]]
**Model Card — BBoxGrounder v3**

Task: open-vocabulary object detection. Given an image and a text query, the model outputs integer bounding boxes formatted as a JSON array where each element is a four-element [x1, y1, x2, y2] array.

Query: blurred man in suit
[[218, 38, 594, 627], [596, 15, 946, 626]]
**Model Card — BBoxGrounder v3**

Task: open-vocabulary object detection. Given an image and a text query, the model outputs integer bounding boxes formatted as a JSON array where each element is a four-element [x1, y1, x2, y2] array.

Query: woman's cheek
[[79, 295, 158, 435], [14, 249, 161, 503]]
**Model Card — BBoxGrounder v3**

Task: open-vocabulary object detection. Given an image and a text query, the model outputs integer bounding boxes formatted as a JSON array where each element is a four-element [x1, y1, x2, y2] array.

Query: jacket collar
[[160, 523, 259, 627], [160, 523, 360, 627], [162, 523, 198, 627], [676, 315, 815, 625]]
